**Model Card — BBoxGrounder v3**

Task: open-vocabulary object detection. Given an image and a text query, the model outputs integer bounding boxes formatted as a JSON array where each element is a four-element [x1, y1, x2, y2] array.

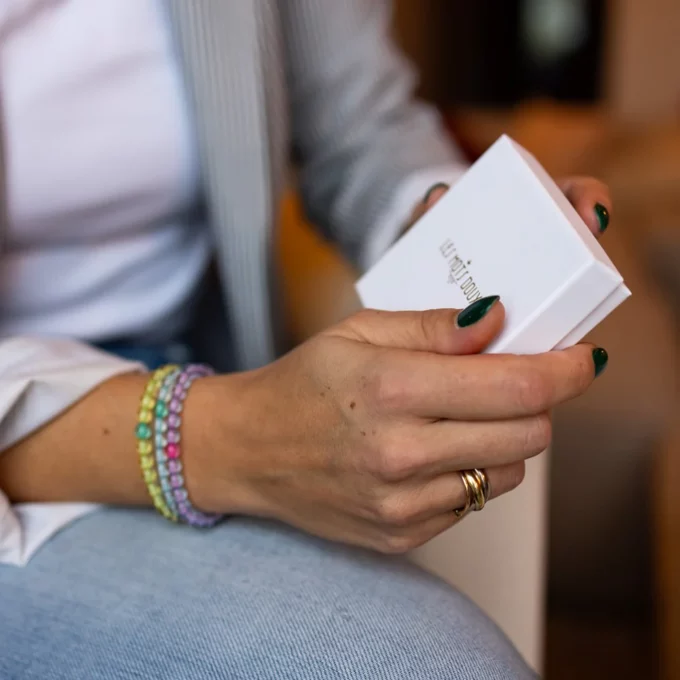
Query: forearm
[[0, 372, 252, 514]]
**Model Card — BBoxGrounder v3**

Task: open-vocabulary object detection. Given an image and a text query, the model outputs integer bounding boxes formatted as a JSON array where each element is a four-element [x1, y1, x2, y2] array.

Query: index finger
[[379, 344, 607, 421]]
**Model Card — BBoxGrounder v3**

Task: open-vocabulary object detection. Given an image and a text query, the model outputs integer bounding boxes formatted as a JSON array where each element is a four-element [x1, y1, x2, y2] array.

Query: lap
[[0, 509, 535, 679]]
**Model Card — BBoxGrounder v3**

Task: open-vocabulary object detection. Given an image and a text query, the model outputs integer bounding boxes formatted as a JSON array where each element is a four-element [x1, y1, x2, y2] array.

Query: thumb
[[335, 296, 504, 355]]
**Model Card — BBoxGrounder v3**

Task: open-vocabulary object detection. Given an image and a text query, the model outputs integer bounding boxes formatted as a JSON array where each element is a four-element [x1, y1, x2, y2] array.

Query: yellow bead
[[141, 395, 155, 410], [144, 469, 158, 484], [157, 502, 173, 518], [137, 441, 152, 456], [139, 410, 153, 424], [149, 483, 162, 496], [140, 456, 155, 470]]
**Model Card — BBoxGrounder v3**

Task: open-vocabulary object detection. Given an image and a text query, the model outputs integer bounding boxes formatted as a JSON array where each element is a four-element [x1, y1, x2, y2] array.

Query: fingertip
[[423, 182, 449, 209], [455, 295, 501, 329], [594, 203, 610, 233], [573, 197, 607, 236], [561, 178, 612, 237], [558, 341, 608, 386], [448, 296, 505, 355], [592, 346, 609, 378]]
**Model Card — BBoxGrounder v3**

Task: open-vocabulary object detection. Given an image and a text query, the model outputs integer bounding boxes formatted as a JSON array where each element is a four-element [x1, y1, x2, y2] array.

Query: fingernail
[[423, 182, 449, 204], [456, 295, 500, 328], [592, 347, 609, 377], [594, 203, 610, 233]]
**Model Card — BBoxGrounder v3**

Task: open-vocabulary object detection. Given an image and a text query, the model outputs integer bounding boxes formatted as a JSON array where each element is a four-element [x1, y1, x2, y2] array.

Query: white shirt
[[0, 0, 209, 342], [0, 0, 465, 565]]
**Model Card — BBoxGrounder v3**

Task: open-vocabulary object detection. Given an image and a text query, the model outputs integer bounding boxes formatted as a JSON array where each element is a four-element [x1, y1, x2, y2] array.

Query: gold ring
[[468, 469, 489, 511], [454, 472, 473, 519], [474, 468, 490, 504], [454, 469, 490, 517], [464, 470, 485, 511]]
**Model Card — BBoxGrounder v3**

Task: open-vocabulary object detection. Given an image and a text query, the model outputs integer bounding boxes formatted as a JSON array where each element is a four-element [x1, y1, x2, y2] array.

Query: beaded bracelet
[[136, 364, 225, 528], [136, 365, 180, 521], [154, 368, 184, 520], [159, 364, 223, 527]]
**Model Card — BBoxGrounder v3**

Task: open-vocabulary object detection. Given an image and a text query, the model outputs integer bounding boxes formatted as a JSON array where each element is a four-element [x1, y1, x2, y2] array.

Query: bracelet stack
[[135, 364, 224, 528]]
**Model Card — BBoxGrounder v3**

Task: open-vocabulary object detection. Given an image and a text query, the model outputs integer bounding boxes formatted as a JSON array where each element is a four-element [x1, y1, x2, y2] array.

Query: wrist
[[181, 371, 264, 516]]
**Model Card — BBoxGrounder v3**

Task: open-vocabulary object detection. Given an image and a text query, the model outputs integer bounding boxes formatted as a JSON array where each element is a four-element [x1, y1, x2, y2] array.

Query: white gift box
[[356, 135, 631, 354]]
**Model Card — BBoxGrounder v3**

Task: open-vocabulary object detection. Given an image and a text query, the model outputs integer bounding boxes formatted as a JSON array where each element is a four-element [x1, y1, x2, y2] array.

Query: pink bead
[[167, 429, 180, 444], [168, 459, 182, 474], [166, 443, 180, 459], [168, 414, 181, 428], [169, 399, 182, 413], [170, 474, 184, 489]]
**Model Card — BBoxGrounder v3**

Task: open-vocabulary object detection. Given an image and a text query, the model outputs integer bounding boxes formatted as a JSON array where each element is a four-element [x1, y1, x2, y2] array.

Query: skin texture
[[0, 176, 612, 555]]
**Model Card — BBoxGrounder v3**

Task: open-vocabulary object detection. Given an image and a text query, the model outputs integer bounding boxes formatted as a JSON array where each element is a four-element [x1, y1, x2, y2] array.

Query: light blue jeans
[[2, 343, 536, 678], [0, 509, 536, 679]]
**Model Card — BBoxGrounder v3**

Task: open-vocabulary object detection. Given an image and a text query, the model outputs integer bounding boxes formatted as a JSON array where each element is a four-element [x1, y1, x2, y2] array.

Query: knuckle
[[373, 448, 410, 483], [514, 367, 552, 413], [370, 433, 420, 483], [367, 368, 407, 413], [419, 309, 440, 342], [341, 309, 378, 341], [524, 414, 553, 455], [373, 495, 414, 528], [559, 349, 594, 398], [422, 309, 458, 351], [575, 352, 595, 393], [351, 308, 377, 327], [377, 532, 416, 555]]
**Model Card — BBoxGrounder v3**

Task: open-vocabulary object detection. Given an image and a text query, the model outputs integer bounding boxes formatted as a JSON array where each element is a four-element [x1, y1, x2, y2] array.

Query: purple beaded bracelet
[[154, 368, 183, 521], [155, 364, 224, 528]]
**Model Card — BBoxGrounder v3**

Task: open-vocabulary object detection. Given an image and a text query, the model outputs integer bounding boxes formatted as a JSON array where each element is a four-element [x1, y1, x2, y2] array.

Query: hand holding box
[[356, 135, 631, 354]]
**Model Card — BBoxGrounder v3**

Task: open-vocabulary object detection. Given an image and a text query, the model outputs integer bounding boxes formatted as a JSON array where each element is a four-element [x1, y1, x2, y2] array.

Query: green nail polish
[[592, 347, 609, 377], [423, 182, 449, 204], [594, 203, 610, 233], [456, 295, 500, 328]]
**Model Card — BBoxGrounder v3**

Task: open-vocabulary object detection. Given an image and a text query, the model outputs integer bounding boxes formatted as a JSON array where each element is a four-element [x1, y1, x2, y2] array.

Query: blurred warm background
[[279, 1, 680, 678]]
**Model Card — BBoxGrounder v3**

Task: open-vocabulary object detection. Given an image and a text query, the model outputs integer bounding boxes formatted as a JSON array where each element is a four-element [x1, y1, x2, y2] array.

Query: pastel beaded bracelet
[[154, 368, 184, 520], [136, 365, 180, 521], [136, 364, 225, 528]]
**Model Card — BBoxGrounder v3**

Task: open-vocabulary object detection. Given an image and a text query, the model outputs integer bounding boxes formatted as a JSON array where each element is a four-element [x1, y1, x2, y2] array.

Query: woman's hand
[[205, 300, 604, 554], [197, 174, 613, 555]]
